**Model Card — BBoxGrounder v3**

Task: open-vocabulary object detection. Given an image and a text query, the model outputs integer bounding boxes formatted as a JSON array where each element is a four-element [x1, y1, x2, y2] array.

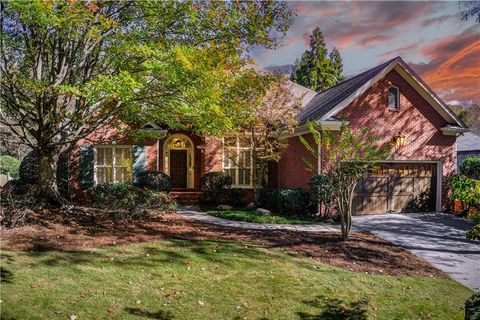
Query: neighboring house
[[456, 132, 480, 172], [69, 56, 468, 214]]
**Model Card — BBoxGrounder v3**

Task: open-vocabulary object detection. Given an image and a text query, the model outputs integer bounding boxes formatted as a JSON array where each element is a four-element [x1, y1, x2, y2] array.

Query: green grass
[[0, 240, 471, 319], [206, 208, 323, 224]]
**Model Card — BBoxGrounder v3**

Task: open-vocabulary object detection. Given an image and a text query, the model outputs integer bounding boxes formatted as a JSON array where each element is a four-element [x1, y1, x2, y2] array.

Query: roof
[[299, 57, 398, 124], [457, 132, 480, 152], [296, 56, 467, 129]]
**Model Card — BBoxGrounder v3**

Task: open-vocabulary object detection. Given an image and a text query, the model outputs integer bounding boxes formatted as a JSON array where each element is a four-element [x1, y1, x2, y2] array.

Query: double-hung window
[[95, 145, 132, 184], [388, 86, 400, 110], [223, 136, 253, 187]]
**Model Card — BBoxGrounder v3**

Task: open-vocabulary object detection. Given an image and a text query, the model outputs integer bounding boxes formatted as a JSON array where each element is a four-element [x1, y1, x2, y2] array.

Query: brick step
[[170, 191, 202, 205]]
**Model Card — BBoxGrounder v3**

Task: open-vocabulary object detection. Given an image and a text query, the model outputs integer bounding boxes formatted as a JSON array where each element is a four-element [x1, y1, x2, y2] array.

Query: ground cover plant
[[205, 207, 324, 225], [1, 236, 471, 319]]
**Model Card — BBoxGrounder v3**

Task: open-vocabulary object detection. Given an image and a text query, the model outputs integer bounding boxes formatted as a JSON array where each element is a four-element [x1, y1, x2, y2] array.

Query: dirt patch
[[0, 208, 444, 278]]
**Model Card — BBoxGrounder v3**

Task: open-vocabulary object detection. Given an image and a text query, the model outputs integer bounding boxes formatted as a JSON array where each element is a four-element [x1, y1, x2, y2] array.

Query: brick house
[[70, 57, 468, 214]]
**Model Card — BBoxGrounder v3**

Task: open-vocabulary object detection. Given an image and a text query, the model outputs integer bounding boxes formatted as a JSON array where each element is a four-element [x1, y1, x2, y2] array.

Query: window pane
[[239, 169, 251, 185], [115, 167, 125, 183], [388, 87, 399, 109], [224, 168, 236, 185], [224, 137, 236, 148], [105, 149, 113, 166], [97, 148, 105, 165], [105, 166, 113, 183], [238, 136, 251, 148]]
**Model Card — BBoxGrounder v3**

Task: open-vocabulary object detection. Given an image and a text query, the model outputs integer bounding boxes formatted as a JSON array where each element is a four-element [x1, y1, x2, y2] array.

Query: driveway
[[353, 213, 480, 291]]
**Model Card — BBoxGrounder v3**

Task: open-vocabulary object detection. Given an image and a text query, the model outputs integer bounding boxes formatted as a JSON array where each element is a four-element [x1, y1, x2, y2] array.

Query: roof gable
[[298, 57, 467, 129]]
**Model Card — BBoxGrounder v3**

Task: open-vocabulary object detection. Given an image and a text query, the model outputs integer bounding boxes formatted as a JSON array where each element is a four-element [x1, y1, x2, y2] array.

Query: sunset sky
[[251, 1, 479, 106]]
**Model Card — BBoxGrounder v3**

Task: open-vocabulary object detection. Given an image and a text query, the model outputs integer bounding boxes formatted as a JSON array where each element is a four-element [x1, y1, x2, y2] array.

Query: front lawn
[[206, 207, 323, 224], [1, 239, 471, 319]]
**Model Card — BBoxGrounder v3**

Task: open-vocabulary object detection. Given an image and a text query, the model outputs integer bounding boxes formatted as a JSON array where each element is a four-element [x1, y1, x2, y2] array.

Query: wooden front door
[[170, 150, 188, 189], [353, 163, 436, 215]]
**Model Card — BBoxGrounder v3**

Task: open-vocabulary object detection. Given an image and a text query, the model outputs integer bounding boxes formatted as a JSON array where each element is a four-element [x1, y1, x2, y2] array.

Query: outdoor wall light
[[394, 133, 407, 148]]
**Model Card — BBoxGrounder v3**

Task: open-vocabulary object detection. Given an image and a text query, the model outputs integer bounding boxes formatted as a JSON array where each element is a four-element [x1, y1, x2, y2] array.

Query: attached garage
[[353, 162, 439, 215]]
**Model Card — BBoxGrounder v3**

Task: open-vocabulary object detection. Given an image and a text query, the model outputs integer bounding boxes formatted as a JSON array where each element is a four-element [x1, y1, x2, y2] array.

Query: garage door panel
[[416, 177, 433, 194], [392, 177, 414, 194], [353, 196, 364, 213], [364, 177, 388, 194], [393, 195, 415, 212], [364, 196, 388, 213]]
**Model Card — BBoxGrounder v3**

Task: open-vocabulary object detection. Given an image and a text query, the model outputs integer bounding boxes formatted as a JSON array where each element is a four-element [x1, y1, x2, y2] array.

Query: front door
[[170, 150, 188, 189]]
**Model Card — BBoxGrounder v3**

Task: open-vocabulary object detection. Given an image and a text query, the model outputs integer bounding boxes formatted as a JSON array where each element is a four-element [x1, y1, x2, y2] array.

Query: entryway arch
[[163, 134, 195, 189]]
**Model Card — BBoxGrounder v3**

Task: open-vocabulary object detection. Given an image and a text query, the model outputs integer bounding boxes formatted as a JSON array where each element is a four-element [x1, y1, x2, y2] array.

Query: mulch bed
[[0, 208, 444, 278]]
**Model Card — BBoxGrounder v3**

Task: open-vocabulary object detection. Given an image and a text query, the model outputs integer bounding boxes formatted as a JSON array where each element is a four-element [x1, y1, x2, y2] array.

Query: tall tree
[[300, 122, 390, 240], [290, 27, 343, 92], [0, 0, 294, 203], [329, 48, 344, 84]]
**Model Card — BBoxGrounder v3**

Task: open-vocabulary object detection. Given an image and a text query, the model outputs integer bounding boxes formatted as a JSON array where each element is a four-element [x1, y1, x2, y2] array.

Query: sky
[[251, 1, 479, 106]]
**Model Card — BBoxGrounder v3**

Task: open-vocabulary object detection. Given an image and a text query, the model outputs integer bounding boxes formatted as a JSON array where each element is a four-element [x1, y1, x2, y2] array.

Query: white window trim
[[94, 145, 133, 185], [222, 136, 254, 188], [388, 86, 400, 110]]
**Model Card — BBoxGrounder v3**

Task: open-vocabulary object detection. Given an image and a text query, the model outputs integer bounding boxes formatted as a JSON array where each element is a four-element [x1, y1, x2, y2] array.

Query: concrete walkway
[[177, 207, 479, 291], [176, 206, 340, 232], [353, 213, 479, 291]]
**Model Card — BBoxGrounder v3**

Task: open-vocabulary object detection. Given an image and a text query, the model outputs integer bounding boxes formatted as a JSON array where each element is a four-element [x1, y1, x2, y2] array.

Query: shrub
[[135, 170, 172, 191], [225, 188, 247, 206], [308, 174, 335, 216], [19, 151, 38, 183], [465, 292, 480, 320], [200, 171, 232, 204], [450, 175, 480, 240], [18, 151, 70, 198], [266, 188, 308, 216], [0, 155, 20, 178], [460, 157, 480, 180], [91, 183, 176, 213], [403, 191, 434, 213]]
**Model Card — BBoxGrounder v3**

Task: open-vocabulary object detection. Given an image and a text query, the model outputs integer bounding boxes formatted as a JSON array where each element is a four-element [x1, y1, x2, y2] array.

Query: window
[[95, 145, 132, 184], [223, 136, 253, 187], [388, 86, 400, 109]]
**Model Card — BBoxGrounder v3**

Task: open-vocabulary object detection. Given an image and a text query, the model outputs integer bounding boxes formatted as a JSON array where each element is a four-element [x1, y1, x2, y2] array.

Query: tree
[[300, 122, 390, 240], [0, 155, 20, 178], [290, 27, 344, 92], [0, 0, 294, 203], [450, 104, 480, 134], [460, 1, 480, 22], [229, 71, 303, 203], [329, 48, 344, 85]]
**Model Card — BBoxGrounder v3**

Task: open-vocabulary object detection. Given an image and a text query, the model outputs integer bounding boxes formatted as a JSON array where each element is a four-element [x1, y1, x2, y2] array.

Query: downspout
[[317, 130, 322, 216], [156, 139, 160, 171]]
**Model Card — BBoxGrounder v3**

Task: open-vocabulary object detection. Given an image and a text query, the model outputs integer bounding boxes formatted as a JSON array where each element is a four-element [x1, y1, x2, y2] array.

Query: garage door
[[353, 163, 437, 215]]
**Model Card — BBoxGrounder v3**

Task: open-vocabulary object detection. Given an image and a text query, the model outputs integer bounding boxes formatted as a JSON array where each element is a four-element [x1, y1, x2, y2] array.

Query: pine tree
[[329, 48, 344, 84], [290, 27, 344, 92]]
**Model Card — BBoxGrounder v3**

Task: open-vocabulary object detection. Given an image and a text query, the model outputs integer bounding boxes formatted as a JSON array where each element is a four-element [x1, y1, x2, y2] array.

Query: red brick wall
[[277, 70, 456, 210], [277, 133, 318, 188], [337, 69, 455, 176]]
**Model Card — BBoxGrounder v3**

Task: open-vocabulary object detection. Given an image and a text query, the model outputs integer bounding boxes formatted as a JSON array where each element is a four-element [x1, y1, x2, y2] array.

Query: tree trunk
[[36, 149, 62, 206]]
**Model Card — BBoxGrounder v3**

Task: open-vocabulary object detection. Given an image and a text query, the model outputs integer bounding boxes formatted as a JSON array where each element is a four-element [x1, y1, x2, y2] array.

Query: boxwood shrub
[[91, 183, 176, 212], [200, 171, 232, 204], [465, 291, 480, 320], [135, 170, 172, 191], [266, 188, 308, 216]]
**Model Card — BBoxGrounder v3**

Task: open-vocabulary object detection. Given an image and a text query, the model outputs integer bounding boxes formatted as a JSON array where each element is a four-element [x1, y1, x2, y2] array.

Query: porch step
[[171, 191, 202, 205]]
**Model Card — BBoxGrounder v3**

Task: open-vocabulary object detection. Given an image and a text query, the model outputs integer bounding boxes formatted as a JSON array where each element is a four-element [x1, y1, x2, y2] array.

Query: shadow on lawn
[[125, 307, 174, 319], [297, 295, 368, 320], [2, 210, 444, 277]]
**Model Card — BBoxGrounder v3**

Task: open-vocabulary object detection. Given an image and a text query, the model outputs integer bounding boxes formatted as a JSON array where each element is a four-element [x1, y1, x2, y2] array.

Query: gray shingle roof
[[298, 57, 399, 124], [457, 132, 480, 152]]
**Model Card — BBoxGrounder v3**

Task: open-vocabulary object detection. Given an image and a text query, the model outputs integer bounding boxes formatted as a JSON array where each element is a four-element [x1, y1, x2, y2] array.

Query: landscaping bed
[[205, 207, 324, 225], [1, 208, 443, 277]]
